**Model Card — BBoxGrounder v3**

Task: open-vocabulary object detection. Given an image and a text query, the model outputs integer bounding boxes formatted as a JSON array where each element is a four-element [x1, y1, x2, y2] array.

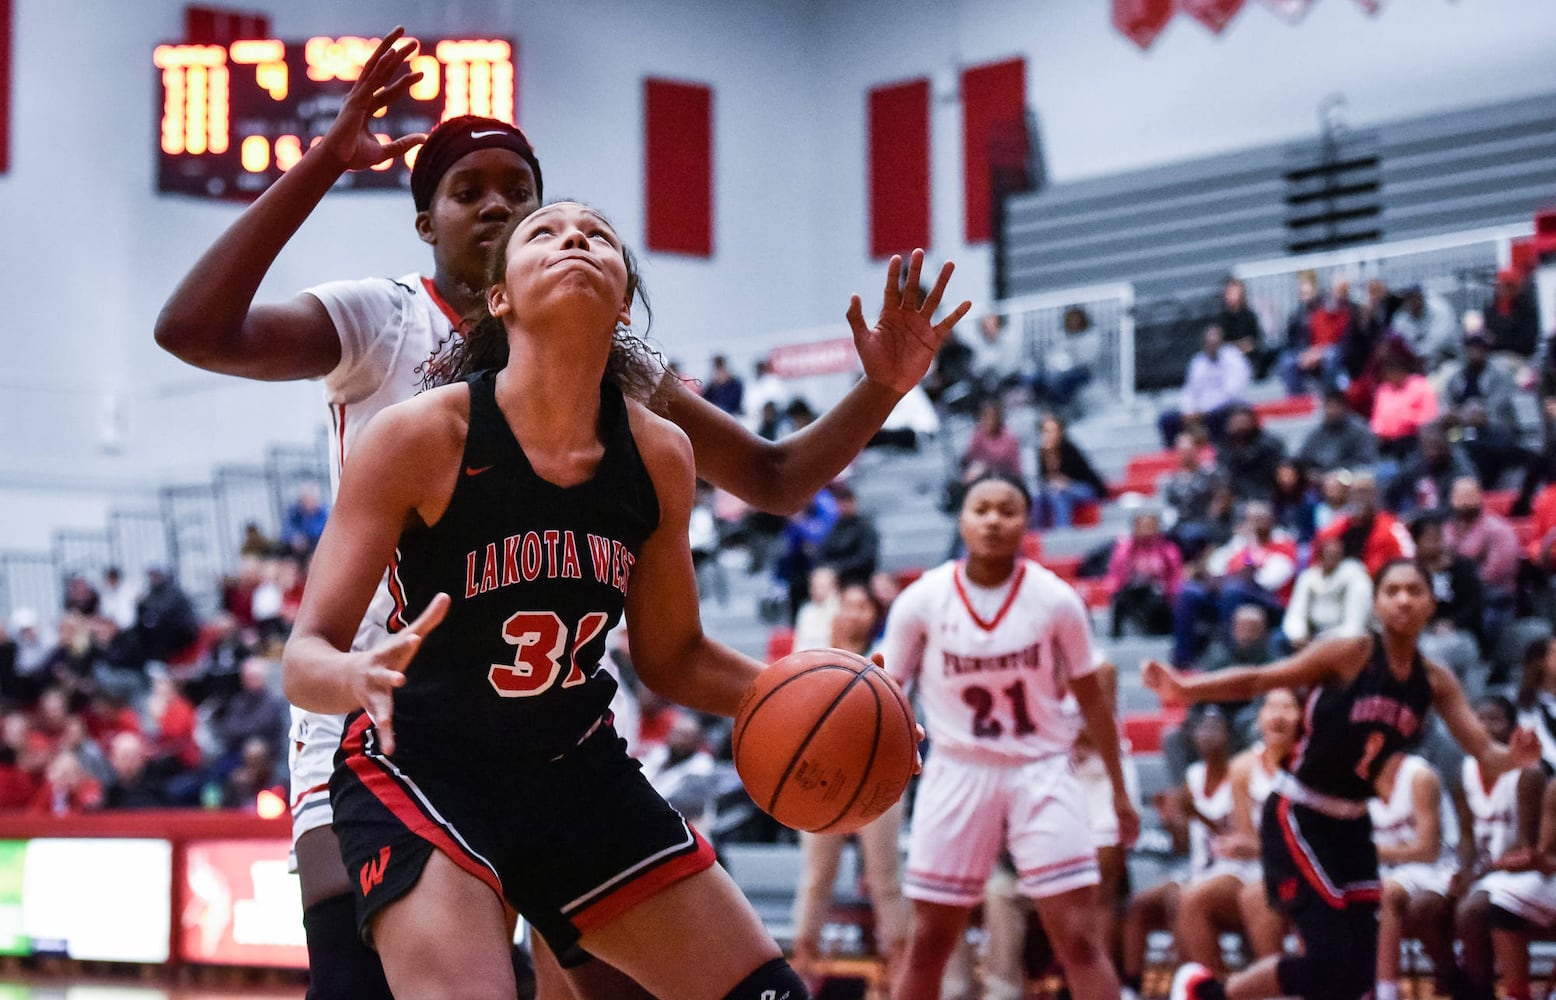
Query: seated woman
[[1370, 352, 1439, 461], [1281, 531, 1372, 651], [1105, 511, 1182, 639], [1371, 753, 1452, 1000], [1033, 413, 1109, 529]]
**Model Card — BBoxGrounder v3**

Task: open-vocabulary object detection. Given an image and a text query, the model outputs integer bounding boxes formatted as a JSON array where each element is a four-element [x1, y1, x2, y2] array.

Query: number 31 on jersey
[[489, 610, 611, 697]]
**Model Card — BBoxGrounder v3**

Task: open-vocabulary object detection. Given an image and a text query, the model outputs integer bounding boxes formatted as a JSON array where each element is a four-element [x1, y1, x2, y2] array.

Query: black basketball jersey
[[379, 370, 659, 772], [1287, 631, 1434, 802]]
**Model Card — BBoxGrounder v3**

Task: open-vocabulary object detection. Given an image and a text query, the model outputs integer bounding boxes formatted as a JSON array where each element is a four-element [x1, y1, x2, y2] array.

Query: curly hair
[[418, 206, 665, 402]]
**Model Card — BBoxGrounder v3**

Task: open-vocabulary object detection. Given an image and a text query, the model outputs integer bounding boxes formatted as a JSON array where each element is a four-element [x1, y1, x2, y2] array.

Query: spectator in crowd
[[5, 609, 51, 707], [1215, 406, 1286, 503], [144, 671, 202, 775], [30, 749, 102, 816], [966, 312, 1030, 408], [102, 730, 170, 809], [1446, 329, 1520, 429], [61, 575, 99, 618], [1158, 324, 1251, 449], [1282, 532, 1373, 651], [98, 566, 139, 631], [1313, 468, 1352, 537], [1161, 433, 1225, 557], [791, 566, 840, 653], [923, 323, 977, 413], [688, 481, 728, 607], [1453, 400, 1539, 498], [1270, 458, 1318, 543], [208, 656, 288, 774], [1107, 510, 1182, 639], [221, 734, 281, 810], [1385, 421, 1477, 515], [1173, 502, 1296, 667], [1516, 638, 1556, 772], [1390, 284, 1459, 373], [1524, 474, 1556, 580], [784, 397, 817, 433], [1032, 413, 1109, 529], [817, 482, 879, 587], [701, 354, 745, 416], [754, 400, 784, 441], [959, 398, 1023, 485], [1444, 476, 1521, 635], [128, 567, 199, 669], [1371, 351, 1440, 460], [0, 713, 44, 809], [1296, 387, 1379, 474], [744, 358, 786, 426], [1280, 273, 1356, 395], [239, 521, 275, 558], [640, 710, 720, 842], [1318, 470, 1415, 575], [1031, 304, 1101, 417], [1412, 511, 1488, 692], [870, 380, 939, 452], [281, 482, 329, 557], [1486, 268, 1541, 358], [1218, 276, 1271, 379]]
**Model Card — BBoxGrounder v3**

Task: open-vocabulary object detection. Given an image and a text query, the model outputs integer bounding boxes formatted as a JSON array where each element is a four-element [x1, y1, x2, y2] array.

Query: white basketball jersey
[[1187, 760, 1234, 875], [291, 274, 460, 736], [1462, 757, 1521, 869], [1369, 754, 1433, 852], [1246, 742, 1279, 832], [881, 558, 1096, 760]]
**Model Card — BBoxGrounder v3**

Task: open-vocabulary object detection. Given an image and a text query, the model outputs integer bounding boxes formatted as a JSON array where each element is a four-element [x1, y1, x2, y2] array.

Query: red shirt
[[1316, 513, 1415, 575]]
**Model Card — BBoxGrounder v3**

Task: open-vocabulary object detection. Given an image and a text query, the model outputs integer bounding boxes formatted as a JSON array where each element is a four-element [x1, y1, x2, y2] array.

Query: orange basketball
[[732, 647, 918, 835]]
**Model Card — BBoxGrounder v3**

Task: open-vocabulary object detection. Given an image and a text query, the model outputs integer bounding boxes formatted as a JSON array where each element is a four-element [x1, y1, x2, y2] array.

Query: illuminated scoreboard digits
[[154, 35, 517, 199]]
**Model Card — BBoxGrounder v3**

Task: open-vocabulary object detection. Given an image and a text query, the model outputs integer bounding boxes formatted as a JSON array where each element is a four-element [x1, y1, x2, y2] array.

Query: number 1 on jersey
[[489, 609, 611, 698]]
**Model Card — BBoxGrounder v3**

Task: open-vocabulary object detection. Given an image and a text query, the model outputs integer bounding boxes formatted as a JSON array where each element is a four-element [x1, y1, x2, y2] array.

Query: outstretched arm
[[658, 250, 971, 515], [1430, 662, 1542, 777], [1143, 633, 1371, 706], [154, 28, 428, 380]]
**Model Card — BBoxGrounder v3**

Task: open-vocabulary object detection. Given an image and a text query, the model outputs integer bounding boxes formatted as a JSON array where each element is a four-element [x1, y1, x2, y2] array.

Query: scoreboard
[[154, 35, 515, 199]]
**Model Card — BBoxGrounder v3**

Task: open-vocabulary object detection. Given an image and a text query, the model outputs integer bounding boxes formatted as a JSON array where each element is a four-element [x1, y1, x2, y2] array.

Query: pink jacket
[[1370, 374, 1438, 440], [1106, 536, 1183, 597]]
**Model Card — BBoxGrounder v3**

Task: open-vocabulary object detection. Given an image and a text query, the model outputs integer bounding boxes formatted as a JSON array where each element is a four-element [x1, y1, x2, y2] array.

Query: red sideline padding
[[1253, 395, 1316, 421], [766, 627, 795, 662], [0, 810, 288, 841]]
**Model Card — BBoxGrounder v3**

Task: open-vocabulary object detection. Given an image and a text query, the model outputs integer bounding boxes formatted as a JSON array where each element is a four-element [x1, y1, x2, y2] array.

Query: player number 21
[[962, 681, 1038, 739], [488, 610, 611, 698]]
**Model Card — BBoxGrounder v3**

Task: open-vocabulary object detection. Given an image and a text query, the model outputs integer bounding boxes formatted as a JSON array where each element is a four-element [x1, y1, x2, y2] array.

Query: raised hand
[[350, 593, 450, 755], [1115, 793, 1141, 849], [317, 27, 429, 172], [846, 249, 973, 395], [1509, 726, 1542, 770], [1141, 659, 1185, 705]]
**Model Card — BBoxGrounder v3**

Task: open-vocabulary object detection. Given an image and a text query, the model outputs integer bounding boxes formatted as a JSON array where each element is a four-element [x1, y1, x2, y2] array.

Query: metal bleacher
[[1001, 92, 1556, 304]]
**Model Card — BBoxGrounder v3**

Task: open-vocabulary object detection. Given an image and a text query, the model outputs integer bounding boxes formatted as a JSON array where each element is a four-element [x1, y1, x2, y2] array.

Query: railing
[[1232, 223, 1536, 348], [993, 281, 1138, 407]]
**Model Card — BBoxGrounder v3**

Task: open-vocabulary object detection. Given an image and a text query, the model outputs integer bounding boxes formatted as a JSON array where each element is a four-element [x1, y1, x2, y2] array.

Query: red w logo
[[359, 846, 392, 895]]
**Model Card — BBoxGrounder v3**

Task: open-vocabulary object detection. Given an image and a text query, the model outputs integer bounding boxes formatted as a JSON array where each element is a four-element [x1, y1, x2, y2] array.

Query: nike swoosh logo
[[470, 129, 509, 139], [465, 465, 495, 476]]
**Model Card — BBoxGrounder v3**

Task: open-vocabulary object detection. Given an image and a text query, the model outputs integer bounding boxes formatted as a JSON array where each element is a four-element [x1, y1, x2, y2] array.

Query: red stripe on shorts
[[341, 715, 503, 898], [569, 828, 717, 933], [1277, 796, 1345, 909]]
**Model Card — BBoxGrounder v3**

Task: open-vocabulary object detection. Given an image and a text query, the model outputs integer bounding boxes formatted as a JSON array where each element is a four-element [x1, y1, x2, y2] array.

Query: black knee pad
[[722, 957, 810, 1000], [302, 893, 394, 1000]]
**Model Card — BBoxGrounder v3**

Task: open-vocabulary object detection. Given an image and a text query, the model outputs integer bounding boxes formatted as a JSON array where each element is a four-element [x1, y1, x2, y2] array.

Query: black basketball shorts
[[1261, 793, 1381, 914], [330, 713, 716, 956]]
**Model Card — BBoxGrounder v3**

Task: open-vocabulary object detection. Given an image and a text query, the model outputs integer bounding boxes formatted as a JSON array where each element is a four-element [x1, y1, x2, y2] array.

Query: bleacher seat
[[766, 627, 795, 662], [1125, 451, 1178, 483], [1252, 395, 1316, 421], [1071, 499, 1103, 527]]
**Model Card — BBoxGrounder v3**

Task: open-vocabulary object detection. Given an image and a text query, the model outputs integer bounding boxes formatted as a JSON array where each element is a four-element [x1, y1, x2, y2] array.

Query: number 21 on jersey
[[489, 610, 610, 697]]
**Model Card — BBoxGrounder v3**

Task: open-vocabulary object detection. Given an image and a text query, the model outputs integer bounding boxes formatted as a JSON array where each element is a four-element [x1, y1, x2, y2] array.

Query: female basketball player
[[284, 201, 840, 1000], [1143, 558, 1540, 1000], [882, 473, 1139, 1000], [1226, 690, 1300, 963], [1370, 752, 1449, 1000], [155, 28, 967, 1000], [790, 582, 909, 984]]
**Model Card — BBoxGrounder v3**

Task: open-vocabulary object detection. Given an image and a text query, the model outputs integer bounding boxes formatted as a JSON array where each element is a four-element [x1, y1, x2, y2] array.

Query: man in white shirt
[[1157, 324, 1251, 448]]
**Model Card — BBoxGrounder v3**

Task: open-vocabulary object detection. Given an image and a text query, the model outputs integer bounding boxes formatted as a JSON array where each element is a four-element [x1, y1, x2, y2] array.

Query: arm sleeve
[[879, 580, 932, 691], [305, 277, 407, 401]]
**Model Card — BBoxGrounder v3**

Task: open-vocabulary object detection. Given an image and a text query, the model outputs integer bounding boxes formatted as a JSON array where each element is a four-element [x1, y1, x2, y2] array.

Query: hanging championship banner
[[1112, 0, 1174, 49], [1182, 0, 1246, 33], [1262, 0, 1315, 24]]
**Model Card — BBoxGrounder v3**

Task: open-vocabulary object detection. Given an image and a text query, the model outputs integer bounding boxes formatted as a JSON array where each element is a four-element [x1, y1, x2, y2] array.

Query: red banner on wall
[[1112, 0, 1175, 49], [868, 78, 931, 258], [644, 78, 714, 256], [767, 338, 860, 378], [1182, 0, 1246, 33], [961, 58, 1026, 244], [181, 839, 306, 969]]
